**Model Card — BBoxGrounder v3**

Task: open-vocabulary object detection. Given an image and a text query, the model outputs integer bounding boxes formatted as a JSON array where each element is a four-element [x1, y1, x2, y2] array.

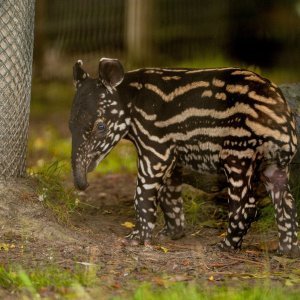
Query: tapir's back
[[127, 67, 297, 169]]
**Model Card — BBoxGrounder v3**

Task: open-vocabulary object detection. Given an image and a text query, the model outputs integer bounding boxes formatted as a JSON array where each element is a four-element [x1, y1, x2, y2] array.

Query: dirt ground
[[1, 172, 300, 298]]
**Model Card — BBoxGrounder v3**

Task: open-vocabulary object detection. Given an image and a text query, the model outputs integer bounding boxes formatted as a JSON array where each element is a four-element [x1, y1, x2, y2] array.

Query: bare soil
[[1, 173, 300, 296]]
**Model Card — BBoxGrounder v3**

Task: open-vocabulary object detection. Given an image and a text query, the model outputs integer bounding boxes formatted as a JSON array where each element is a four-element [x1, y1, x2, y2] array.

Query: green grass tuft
[[252, 202, 276, 233], [182, 186, 227, 229], [0, 264, 100, 298], [29, 161, 79, 224]]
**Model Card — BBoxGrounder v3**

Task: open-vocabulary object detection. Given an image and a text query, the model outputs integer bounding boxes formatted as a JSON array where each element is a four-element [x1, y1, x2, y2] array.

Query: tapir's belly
[[176, 140, 222, 173]]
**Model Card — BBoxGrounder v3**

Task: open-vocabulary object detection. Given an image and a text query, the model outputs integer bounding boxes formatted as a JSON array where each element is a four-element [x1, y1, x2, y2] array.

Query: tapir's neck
[[117, 69, 142, 111], [115, 69, 143, 140]]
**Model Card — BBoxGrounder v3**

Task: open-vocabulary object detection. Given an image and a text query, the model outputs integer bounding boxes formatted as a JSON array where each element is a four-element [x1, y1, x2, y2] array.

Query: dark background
[[33, 0, 300, 82]]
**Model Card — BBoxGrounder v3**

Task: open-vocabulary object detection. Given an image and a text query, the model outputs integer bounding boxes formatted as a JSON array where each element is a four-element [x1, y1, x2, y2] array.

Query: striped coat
[[70, 58, 299, 257]]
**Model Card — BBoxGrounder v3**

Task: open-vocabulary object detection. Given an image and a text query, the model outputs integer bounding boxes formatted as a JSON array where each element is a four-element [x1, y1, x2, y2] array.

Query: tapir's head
[[69, 58, 129, 190]]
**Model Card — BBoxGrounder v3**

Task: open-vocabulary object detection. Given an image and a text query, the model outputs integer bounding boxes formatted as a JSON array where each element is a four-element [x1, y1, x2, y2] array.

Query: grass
[[252, 202, 276, 233], [1, 264, 300, 299], [29, 159, 136, 225], [130, 283, 300, 300], [181, 184, 299, 237], [28, 161, 80, 224], [0, 264, 100, 299], [182, 185, 227, 229], [181, 183, 300, 243]]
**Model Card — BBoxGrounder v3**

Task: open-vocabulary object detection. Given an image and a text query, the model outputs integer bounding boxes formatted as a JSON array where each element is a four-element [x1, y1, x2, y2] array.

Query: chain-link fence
[[0, 0, 35, 178], [35, 0, 300, 80]]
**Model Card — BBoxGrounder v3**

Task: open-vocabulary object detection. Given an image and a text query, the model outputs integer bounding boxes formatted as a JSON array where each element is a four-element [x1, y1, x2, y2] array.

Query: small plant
[[252, 201, 276, 233], [182, 186, 227, 229], [29, 161, 80, 224]]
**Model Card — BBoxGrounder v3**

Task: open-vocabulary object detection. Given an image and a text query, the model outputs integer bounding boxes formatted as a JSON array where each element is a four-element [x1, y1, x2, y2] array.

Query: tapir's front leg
[[125, 174, 162, 245], [124, 154, 176, 245]]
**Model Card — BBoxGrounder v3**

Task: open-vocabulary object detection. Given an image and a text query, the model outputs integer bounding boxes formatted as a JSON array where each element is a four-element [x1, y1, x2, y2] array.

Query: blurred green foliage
[[30, 80, 74, 117]]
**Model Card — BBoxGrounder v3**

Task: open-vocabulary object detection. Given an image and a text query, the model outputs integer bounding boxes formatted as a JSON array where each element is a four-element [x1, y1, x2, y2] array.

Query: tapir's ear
[[99, 58, 124, 89], [73, 60, 89, 86]]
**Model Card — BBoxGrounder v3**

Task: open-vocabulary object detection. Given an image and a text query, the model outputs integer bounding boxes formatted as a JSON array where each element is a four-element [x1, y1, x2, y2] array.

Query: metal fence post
[[0, 0, 35, 178], [125, 0, 154, 65]]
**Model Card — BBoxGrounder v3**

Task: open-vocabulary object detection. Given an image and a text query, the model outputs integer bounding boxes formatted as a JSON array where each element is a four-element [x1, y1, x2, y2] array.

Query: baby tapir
[[69, 58, 299, 257]]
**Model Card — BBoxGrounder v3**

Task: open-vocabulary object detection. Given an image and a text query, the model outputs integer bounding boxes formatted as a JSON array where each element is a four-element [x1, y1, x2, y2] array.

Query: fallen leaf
[[259, 240, 278, 252], [0, 243, 10, 251], [112, 282, 121, 289], [285, 279, 294, 287], [152, 276, 166, 286], [182, 259, 190, 266], [208, 275, 214, 281], [160, 246, 168, 253], [121, 221, 135, 229]]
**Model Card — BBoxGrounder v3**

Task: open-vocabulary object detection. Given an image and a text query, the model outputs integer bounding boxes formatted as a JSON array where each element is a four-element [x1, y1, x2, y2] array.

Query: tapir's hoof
[[218, 240, 241, 253], [277, 245, 300, 258], [157, 227, 185, 241]]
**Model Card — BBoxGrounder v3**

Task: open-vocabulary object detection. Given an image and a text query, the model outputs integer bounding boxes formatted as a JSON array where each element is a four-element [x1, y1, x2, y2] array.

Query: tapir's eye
[[97, 123, 106, 132]]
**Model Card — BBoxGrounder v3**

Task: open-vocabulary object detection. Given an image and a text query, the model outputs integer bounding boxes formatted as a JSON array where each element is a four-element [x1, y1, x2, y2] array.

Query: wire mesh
[[35, 0, 300, 80], [0, 0, 35, 178]]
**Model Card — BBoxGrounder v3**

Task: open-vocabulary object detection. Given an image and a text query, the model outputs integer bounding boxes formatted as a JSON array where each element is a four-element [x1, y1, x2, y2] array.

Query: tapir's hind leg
[[219, 156, 258, 250], [158, 167, 185, 240], [262, 164, 300, 257]]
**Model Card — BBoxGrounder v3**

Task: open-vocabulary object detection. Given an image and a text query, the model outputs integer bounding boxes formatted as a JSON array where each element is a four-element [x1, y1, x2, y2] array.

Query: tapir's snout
[[73, 164, 89, 191]]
